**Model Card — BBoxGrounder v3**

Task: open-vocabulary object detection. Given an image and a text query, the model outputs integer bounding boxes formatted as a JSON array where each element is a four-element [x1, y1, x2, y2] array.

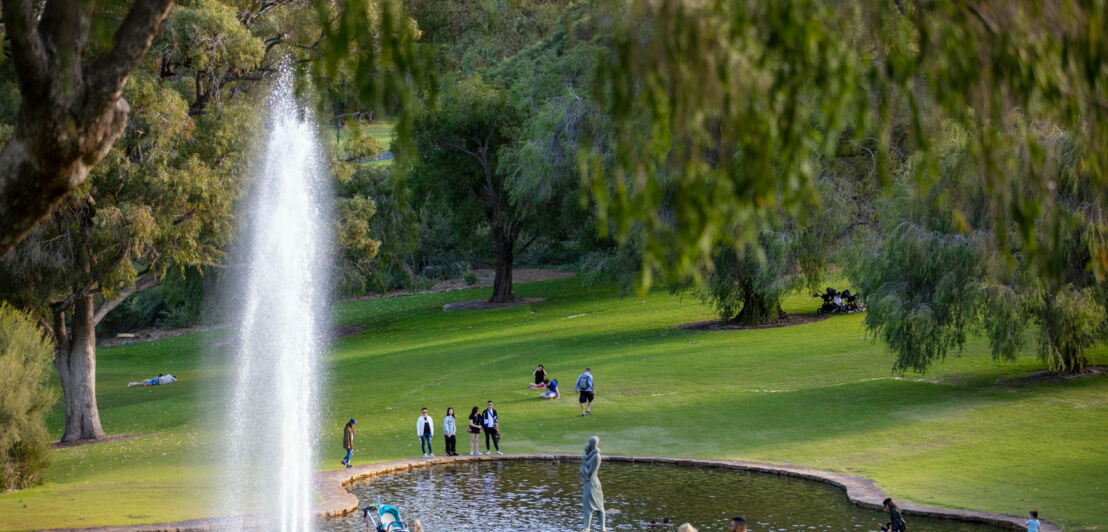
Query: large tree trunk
[[489, 229, 516, 303], [0, 0, 176, 257], [54, 294, 107, 442], [731, 286, 787, 326]]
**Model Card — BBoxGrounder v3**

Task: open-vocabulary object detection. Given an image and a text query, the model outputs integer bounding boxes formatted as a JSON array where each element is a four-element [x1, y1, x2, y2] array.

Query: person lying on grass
[[127, 373, 177, 387]]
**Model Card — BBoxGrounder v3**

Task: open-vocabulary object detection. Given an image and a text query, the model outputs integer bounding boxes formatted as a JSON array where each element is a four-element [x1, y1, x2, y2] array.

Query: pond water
[[319, 460, 1006, 532]]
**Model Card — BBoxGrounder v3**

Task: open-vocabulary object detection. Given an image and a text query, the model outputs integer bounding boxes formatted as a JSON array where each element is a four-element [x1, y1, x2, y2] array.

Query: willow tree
[[853, 131, 1108, 374], [586, 0, 1108, 367]]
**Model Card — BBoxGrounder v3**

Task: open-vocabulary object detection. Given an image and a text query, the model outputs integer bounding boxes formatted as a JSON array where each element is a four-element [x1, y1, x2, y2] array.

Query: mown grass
[[1, 276, 1105, 530]]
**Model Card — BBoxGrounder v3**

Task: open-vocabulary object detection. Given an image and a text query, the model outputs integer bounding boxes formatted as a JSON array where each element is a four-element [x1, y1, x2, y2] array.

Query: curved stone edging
[[46, 454, 1060, 532]]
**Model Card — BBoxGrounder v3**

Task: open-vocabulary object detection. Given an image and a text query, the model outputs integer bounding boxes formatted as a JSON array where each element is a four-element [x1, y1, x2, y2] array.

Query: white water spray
[[219, 71, 330, 531]]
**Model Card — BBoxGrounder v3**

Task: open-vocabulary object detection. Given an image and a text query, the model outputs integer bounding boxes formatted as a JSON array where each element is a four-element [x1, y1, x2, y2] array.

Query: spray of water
[[219, 70, 331, 531]]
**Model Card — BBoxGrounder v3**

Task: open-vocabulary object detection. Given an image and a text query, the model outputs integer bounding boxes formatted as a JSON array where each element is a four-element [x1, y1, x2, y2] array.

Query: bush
[[0, 302, 55, 491], [463, 268, 478, 286]]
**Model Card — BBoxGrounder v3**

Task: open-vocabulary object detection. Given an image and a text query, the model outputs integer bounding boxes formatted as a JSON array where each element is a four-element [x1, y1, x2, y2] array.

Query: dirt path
[[98, 269, 574, 347]]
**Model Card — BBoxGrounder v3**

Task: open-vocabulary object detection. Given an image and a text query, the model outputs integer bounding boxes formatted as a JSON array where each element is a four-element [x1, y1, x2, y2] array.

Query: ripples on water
[[319, 461, 1006, 532]]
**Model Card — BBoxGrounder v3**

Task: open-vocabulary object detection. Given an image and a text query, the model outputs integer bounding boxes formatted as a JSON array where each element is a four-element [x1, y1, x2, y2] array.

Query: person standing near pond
[[481, 400, 502, 455], [417, 407, 434, 457], [443, 407, 457, 456], [340, 418, 357, 469], [883, 498, 906, 532], [576, 367, 595, 416], [467, 406, 482, 455], [581, 435, 606, 532]]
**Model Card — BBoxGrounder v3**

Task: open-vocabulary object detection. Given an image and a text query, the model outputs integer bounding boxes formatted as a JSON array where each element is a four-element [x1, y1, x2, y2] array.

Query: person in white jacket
[[417, 408, 434, 457]]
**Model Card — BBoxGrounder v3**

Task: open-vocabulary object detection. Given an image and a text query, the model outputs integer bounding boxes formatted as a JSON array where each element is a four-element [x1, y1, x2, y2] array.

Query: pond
[[320, 460, 1006, 532]]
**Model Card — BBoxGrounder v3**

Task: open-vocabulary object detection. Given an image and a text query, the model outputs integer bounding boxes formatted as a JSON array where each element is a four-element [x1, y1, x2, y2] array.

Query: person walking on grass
[[341, 419, 357, 469], [467, 406, 482, 455], [417, 407, 434, 457], [575, 367, 595, 416], [443, 407, 458, 456], [481, 400, 502, 455], [1027, 511, 1040, 532]]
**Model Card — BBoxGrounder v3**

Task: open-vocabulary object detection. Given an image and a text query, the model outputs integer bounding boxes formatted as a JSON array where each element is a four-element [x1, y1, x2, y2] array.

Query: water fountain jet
[[219, 69, 331, 532]]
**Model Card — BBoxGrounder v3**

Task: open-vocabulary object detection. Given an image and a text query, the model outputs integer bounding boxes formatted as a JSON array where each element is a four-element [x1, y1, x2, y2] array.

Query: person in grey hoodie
[[443, 407, 457, 456]]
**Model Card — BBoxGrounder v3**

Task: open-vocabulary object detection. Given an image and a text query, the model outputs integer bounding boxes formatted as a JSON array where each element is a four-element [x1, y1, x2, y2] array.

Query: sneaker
[[340, 461, 347, 466], [422, 453, 428, 458], [345, 465, 353, 470], [586, 409, 592, 415], [429, 453, 435, 457], [581, 413, 586, 417], [496, 450, 503, 455]]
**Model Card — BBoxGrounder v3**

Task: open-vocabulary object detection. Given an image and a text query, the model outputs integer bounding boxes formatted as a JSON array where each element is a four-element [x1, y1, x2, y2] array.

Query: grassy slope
[[1, 277, 1105, 530]]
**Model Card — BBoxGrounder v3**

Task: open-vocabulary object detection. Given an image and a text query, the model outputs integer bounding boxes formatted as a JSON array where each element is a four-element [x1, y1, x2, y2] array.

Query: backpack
[[576, 374, 590, 390]]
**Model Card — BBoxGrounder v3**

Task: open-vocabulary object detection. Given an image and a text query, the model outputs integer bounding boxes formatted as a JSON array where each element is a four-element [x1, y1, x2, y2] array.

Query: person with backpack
[[575, 367, 595, 416], [882, 498, 907, 532]]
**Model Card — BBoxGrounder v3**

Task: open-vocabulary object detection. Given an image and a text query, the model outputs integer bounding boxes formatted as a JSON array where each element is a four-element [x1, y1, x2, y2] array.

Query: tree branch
[[0, 0, 46, 95], [516, 234, 539, 255], [28, 306, 58, 345], [93, 274, 162, 324], [86, 0, 176, 108]]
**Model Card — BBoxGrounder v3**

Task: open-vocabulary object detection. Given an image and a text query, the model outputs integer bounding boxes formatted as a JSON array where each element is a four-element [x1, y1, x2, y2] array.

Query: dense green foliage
[[853, 131, 1108, 373], [0, 278, 1104, 528], [584, 0, 1108, 368], [0, 303, 55, 492]]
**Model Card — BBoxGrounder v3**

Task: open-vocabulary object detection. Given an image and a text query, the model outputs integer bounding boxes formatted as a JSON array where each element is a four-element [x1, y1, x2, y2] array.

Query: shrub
[[463, 268, 478, 286], [0, 302, 55, 491]]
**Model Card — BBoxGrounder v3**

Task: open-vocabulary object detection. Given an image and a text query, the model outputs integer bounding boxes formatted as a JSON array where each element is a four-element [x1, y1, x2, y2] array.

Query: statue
[[581, 435, 606, 531]]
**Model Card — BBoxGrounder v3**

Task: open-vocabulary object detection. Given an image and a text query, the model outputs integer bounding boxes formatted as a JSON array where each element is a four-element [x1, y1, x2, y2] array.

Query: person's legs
[[342, 448, 353, 465], [420, 434, 432, 456], [484, 428, 492, 452], [491, 430, 500, 452], [470, 432, 479, 454], [579, 391, 588, 415], [587, 392, 594, 414]]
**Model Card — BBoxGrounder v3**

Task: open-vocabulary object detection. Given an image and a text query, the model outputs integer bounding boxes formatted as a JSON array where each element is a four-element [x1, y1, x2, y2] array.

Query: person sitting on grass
[[127, 373, 177, 387], [529, 364, 547, 389], [540, 378, 559, 399]]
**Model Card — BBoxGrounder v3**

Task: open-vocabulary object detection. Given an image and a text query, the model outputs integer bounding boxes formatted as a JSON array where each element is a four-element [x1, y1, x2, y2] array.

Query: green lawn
[[1, 277, 1105, 530]]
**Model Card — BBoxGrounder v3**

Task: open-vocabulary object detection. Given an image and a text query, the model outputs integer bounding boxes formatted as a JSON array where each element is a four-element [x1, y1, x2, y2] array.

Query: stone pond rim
[[45, 454, 1057, 532]]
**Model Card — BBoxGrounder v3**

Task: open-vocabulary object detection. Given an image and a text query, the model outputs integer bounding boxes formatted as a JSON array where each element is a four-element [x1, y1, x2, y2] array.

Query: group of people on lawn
[[532, 364, 598, 416], [339, 365, 597, 469]]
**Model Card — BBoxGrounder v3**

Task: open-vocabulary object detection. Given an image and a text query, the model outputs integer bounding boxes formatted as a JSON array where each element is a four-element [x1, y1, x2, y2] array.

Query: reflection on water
[[320, 461, 1005, 532]]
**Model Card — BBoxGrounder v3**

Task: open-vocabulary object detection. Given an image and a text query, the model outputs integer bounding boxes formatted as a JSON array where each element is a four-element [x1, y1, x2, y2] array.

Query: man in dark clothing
[[341, 419, 357, 469], [481, 400, 502, 455]]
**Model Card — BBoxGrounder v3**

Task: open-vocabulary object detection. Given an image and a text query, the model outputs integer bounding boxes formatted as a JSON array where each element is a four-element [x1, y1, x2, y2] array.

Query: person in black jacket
[[883, 498, 907, 532], [481, 400, 502, 455]]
